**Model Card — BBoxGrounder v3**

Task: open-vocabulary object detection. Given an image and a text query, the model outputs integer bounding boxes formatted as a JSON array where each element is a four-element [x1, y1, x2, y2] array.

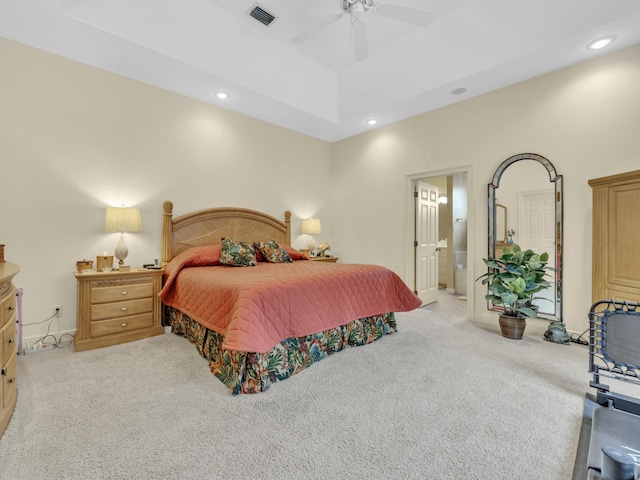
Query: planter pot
[[499, 314, 526, 340]]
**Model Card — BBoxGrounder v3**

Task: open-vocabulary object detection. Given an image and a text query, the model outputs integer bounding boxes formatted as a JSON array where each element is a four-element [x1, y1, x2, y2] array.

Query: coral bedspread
[[159, 249, 421, 353]]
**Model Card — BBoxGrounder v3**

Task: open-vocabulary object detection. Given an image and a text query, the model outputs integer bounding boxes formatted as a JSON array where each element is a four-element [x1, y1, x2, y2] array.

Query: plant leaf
[[501, 291, 518, 305], [518, 306, 538, 318]]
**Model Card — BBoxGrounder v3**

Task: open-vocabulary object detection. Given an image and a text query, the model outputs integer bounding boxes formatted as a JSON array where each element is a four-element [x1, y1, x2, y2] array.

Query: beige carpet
[[0, 308, 595, 479]]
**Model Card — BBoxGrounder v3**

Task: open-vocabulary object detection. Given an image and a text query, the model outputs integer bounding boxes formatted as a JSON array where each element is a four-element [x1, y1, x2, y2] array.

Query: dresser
[[0, 261, 19, 438], [589, 170, 640, 303], [74, 269, 164, 352]]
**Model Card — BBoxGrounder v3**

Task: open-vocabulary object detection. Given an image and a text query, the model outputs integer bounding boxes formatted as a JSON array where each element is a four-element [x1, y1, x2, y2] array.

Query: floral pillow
[[220, 237, 257, 267], [253, 240, 293, 263]]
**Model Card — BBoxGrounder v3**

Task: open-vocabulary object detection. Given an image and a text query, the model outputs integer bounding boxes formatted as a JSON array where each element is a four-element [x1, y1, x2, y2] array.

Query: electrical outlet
[[53, 305, 63, 317]]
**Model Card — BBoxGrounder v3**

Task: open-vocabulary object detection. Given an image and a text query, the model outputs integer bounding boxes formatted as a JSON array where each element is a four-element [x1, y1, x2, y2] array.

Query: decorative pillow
[[253, 240, 292, 264], [280, 244, 309, 261], [220, 237, 258, 267], [254, 248, 266, 262]]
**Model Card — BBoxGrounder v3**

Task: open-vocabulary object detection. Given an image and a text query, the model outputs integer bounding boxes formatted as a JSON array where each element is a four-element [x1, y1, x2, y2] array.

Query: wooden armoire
[[589, 170, 640, 303]]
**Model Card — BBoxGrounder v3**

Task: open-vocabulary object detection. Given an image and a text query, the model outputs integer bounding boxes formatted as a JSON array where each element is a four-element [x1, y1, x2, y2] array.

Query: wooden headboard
[[162, 201, 291, 265]]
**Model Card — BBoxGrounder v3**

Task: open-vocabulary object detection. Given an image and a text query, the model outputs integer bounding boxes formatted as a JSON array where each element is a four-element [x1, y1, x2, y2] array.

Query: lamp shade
[[301, 218, 321, 235], [104, 207, 142, 233]]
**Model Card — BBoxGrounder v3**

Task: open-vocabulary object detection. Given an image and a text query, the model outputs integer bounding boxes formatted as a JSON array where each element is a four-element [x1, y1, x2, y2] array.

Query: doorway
[[406, 166, 473, 318]]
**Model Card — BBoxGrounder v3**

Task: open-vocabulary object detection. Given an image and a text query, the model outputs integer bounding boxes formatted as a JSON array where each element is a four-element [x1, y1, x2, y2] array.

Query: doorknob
[[435, 247, 442, 252]]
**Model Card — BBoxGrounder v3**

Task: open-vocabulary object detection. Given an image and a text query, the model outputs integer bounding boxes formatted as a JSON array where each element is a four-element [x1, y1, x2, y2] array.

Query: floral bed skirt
[[164, 306, 397, 395]]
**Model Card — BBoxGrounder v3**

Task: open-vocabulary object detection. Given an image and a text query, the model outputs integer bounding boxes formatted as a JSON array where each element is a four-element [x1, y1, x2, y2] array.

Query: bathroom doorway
[[407, 167, 472, 316]]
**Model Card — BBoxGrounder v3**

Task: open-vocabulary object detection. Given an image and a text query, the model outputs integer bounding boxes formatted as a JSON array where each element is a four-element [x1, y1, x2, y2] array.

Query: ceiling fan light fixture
[[587, 35, 616, 50], [291, 0, 435, 62], [351, 2, 365, 19]]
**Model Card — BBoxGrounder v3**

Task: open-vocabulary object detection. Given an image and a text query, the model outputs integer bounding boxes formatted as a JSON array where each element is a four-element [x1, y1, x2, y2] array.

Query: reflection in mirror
[[487, 153, 563, 321], [495, 204, 507, 243]]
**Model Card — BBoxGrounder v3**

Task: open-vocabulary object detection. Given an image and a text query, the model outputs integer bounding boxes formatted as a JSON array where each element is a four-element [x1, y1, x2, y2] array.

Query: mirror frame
[[487, 153, 564, 321]]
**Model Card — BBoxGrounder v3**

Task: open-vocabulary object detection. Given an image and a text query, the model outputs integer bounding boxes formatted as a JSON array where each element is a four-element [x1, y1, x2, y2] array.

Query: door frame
[[405, 165, 474, 320]]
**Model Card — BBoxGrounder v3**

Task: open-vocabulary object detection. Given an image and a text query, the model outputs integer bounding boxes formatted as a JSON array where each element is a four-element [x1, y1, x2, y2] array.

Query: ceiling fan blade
[[352, 20, 368, 62], [376, 3, 434, 26], [292, 12, 345, 44]]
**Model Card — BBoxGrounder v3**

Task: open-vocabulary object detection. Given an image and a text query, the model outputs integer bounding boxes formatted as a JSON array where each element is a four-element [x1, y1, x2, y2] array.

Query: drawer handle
[[121, 322, 127, 327], [121, 291, 128, 295], [121, 307, 128, 311], [8, 306, 14, 311], [1, 368, 5, 376], [8, 338, 14, 344], [8, 377, 15, 384]]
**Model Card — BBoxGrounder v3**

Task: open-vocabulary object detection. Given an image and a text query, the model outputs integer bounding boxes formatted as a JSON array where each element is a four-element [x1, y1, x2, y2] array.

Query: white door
[[519, 190, 556, 314], [415, 181, 439, 305]]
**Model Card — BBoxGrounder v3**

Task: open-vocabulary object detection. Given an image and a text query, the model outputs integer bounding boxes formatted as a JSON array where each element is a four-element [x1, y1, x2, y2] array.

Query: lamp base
[[307, 236, 316, 254], [114, 232, 129, 266]]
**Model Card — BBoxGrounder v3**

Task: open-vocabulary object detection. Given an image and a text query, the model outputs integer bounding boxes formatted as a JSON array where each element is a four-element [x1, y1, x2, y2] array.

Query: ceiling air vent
[[248, 4, 277, 27]]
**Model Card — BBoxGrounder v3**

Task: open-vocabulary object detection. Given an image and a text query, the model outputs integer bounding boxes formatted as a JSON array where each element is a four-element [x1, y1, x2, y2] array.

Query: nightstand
[[74, 268, 164, 352], [310, 257, 339, 263]]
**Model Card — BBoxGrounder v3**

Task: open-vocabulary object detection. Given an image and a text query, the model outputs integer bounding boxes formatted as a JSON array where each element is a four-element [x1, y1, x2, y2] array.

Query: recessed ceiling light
[[451, 87, 466, 95], [366, 119, 378, 126], [587, 35, 617, 50], [215, 91, 230, 100]]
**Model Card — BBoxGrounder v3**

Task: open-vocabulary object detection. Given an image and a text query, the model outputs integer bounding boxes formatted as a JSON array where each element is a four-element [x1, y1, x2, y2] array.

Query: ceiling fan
[[291, 0, 434, 61]]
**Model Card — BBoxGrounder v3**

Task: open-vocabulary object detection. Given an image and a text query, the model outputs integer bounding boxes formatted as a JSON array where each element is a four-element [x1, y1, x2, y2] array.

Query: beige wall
[[330, 44, 640, 334], [0, 37, 332, 343], [3, 34, 640, 342]]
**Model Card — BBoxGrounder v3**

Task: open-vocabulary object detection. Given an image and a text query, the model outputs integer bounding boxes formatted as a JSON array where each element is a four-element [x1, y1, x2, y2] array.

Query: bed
[[160, 201, 422, 394]]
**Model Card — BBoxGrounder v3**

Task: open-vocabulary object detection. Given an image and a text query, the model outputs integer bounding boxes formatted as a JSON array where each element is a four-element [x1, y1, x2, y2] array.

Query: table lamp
[[104, 207, 142, 266], [301, 218, 321, 253]]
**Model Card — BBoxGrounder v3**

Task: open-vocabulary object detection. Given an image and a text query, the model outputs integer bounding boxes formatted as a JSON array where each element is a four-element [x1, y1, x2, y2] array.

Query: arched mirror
[[487, 153, 563, 321]]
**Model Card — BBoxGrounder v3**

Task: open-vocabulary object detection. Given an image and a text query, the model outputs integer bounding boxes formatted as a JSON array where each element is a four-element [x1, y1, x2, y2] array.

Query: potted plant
[[476, 244, 553, 339]]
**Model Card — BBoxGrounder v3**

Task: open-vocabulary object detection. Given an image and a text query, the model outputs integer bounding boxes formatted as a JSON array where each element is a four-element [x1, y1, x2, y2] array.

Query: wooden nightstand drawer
[[91, 282, 153, 304], [90, 298, 153, 321], [1, 318, 16, 366], [91, 313, 154, 338], [0, 286, 16, 325], [2, 354, 16, 408]]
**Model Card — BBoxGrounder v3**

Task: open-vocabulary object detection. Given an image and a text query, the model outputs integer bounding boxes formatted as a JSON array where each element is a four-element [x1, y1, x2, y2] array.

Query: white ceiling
[[2, 0, 640, 142]]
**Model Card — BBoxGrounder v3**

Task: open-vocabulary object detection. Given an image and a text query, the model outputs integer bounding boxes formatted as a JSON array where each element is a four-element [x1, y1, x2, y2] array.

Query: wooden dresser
[[589, 170, 640, 303], [0, 262, 19, 438], [74, 268, 164, 352]]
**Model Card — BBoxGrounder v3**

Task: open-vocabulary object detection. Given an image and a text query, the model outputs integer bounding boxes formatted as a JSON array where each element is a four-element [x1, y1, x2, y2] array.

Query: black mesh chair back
[[589, 300, 640, 412]]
